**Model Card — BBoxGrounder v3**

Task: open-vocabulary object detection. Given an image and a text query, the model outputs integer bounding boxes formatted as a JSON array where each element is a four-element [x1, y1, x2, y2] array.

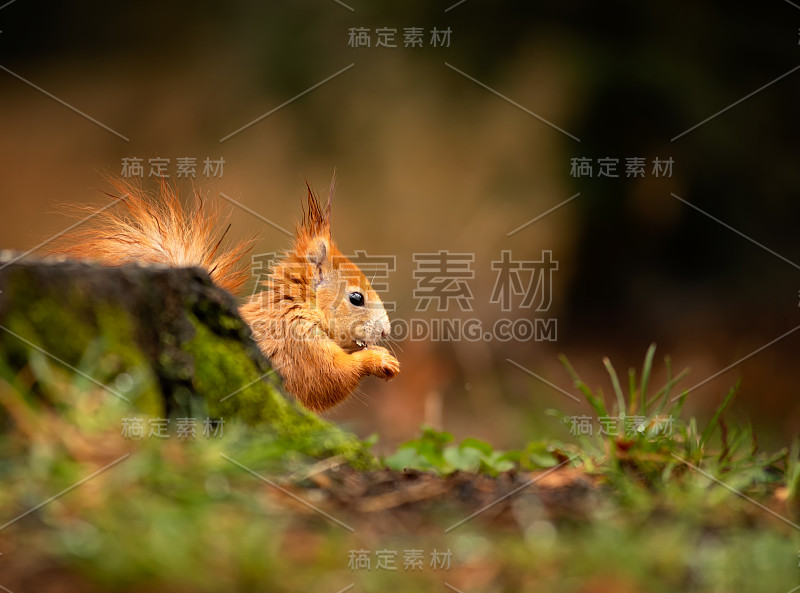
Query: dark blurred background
[[2, 1, 799, 451]]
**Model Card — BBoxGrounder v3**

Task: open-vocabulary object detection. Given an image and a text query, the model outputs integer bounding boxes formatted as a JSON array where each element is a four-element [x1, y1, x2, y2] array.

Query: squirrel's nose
[[380, 320, 391, 339]]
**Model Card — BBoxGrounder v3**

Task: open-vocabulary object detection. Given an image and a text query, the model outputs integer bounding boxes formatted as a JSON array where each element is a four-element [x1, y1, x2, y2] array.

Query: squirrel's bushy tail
[[51, 178, 253, 295]]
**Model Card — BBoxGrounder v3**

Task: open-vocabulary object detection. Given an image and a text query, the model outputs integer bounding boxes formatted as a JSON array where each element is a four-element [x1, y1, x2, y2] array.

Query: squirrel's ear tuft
[[303, 182, 330, 238]]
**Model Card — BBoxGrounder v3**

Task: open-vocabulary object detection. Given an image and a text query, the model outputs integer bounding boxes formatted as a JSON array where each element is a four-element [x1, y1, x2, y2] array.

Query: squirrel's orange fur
[[51, 177, 399, 412]]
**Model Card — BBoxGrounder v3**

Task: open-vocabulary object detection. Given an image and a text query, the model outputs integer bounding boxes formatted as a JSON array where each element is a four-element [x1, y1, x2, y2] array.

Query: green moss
[[0, 269, 162, 415], [93, 307, 163, 415], [2, 267, 95, 364], [182, 315, 375, 468]]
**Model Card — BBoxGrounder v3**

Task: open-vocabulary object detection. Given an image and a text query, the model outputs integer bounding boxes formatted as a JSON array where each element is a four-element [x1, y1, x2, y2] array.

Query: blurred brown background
[[2, 1, 799, 451]]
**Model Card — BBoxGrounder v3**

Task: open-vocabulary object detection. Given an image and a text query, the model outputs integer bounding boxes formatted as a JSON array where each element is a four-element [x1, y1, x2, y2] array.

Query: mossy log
[[0, 254, 373, 466]]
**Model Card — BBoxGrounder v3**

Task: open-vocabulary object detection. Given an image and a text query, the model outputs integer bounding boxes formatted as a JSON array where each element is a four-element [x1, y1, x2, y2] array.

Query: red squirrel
[[52, 177, 400, 412]]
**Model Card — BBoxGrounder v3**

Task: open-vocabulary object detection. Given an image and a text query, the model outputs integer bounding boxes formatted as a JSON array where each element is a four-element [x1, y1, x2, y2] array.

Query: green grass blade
[[687, 417, 700, 462], [559, 354, 607, 417], [638, 343, 657, 415], [628, 367, 638, 415], [647, 361, 690, 416], [699, 381, 740, 448], [668, 388, 690, 423], [788, 438, 800, 501], [644, 354, 673, 411], [603, 357, 626, 417]]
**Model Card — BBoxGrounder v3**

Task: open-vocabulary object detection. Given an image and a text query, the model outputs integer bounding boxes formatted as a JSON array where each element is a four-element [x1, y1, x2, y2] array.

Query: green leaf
[[443, 446, 481, 472], [459, 437, 493, 456], [383, 446, 427, 472]]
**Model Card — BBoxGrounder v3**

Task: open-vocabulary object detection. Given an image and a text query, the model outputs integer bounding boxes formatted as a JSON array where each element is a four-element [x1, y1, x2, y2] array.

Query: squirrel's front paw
[[355, 346, 400, 380]]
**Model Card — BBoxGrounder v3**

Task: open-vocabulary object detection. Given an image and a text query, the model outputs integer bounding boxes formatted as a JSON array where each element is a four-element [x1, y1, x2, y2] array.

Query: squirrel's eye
[[349, 291, 365, 307]]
